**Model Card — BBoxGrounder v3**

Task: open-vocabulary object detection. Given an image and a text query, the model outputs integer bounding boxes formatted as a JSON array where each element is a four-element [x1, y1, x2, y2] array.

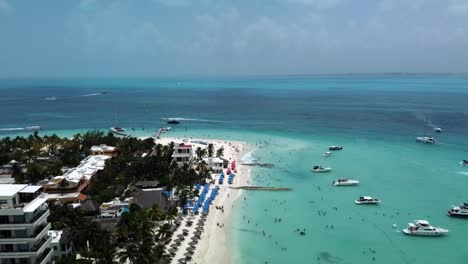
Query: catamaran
[[311, 166, 332, 173], [355, 196, 380, 205]]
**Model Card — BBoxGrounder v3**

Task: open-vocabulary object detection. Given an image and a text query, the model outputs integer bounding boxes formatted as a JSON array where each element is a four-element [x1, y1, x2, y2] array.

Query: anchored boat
[[402, 220, 449, 236], [333, 178, 359, 186]]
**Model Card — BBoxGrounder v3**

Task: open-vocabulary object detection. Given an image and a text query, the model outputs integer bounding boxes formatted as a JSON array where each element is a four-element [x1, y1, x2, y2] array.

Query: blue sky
[[0, 0, 467, 78]]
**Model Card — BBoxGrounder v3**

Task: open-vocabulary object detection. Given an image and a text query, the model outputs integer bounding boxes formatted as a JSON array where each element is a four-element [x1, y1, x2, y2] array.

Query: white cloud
[[448, 0, 468, 16], [0, 0, 11, 14], [279, 0, 345, 9]]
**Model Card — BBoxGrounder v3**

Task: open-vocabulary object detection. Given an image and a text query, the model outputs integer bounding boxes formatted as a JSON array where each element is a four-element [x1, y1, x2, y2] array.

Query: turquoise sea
[[1, 75, 468, 264]]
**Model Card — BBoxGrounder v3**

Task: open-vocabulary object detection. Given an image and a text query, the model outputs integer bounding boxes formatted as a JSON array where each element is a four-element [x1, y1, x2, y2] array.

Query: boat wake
[[0, 127, 27, 131], [43, 92, 106, 101]]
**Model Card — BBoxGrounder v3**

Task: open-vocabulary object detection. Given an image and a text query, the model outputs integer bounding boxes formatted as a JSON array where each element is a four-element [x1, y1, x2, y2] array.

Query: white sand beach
[[154, 136, 251, 264]]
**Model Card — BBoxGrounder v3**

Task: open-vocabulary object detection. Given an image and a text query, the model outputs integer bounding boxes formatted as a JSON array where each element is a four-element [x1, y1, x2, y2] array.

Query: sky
[[0, 0, 467, 78]]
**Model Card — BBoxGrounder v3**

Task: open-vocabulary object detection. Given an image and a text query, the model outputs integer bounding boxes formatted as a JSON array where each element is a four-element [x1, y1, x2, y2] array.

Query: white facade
[[172, 144, 193, 167], [203, 157, 224, 173], [90, 145, 117, 156], [48, 230, 72, 259], [0, 184, 53, 264]]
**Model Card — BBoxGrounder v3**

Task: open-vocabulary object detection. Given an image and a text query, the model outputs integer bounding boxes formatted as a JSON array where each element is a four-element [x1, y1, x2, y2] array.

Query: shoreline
[[154, 136, 251, 264]]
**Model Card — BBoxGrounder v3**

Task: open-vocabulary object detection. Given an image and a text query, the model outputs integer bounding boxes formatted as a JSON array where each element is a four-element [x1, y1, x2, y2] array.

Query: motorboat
[[311, 166, 332, 173], [109, 127, 127, 136], [323, 151, 332, 157], [448, 203, 468, 218], [333, 178, 359, 186], [402, 220, 449, 236], [329, 146, 343, 151], [164, 117, 180, 124], [434, 127, 443, 133], [24, 126, 42, 131], [416, 136, 435, 144], [355, 196, 380, 205], [459, 160, 468, 166]]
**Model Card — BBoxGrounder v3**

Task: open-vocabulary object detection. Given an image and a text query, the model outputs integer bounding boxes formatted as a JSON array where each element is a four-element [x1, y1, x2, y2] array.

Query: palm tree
[[157, 223, 172, 241], [195, 147, 203, 160], [207, 143, 214, 157], [216, 147, 224, 158], [149, 204, 165, 222]]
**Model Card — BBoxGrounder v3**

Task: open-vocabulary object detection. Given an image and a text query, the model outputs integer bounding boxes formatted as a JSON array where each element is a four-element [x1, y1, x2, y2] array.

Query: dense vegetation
[[0, 130, 216, 263]]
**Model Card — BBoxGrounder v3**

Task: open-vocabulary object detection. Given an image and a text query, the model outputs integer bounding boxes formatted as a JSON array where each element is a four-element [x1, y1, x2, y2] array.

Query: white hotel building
[[0, 185, 53, 264]]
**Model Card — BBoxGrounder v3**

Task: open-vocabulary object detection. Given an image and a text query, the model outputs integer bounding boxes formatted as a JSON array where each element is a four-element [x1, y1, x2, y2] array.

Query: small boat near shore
[[329, 146, 343, 151], [459, 160, 468, 166], [402, 220, 449, 236], [448, 203, 468, 218], [355, 196, 380, 205], [333, 178, 359, 186], [416, 136, 435, 144], [434, 127, 443, 133], [323, 151, 332, 157], [311, 166, 332, 173], [109, 127, 127, 136]]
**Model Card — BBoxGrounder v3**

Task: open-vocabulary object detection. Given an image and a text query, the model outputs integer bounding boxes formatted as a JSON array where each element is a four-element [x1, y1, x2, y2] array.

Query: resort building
[[129, 188, 171, 210], [172, 144, 193, 167], [42, 155, 112, 203], [0, 184, 53, 264], [90, 145, 118, 157], [202, 157, 225, 173], [48, 229, 72, 259]]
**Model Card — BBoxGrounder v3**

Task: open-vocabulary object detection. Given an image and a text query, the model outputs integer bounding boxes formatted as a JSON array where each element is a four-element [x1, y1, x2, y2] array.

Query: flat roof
[[23, 194, 48, 213], [0, 184, 28, 197], [19, 186, 42, 194]]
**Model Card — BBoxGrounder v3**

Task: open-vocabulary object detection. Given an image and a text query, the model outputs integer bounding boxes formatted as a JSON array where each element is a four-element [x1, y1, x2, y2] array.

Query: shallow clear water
[[1, 76, 468, 263]]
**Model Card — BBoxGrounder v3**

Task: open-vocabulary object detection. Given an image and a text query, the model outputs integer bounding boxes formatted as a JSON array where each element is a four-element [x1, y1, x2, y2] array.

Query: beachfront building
[[172, 144, 194, 167], [41, 155, 112, 203], [202, 157, 224, 173], [0, 184, 53, 264], [90, 145, 118, 157], [129, 188, 171, 210], [48, 229, 73, 259]]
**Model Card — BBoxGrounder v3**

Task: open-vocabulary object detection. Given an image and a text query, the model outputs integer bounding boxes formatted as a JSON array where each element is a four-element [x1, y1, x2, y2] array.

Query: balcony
[[0, 223, 51, 244], [0, 235, 52, 259], [38, 247, 54, 264], [0, 210, 49, 230]]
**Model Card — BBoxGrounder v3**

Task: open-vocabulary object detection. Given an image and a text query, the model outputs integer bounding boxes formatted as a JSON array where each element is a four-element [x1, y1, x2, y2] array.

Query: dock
[[229, 186, 292, 191]]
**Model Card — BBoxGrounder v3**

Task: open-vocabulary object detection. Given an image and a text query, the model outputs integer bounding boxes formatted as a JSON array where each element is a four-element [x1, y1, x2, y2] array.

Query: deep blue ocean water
[[1, 75, 468, 264]]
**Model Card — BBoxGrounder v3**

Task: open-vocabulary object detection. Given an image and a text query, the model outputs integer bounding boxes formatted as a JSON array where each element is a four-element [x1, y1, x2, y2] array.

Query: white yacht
[[323, 151, 332, 157], [402, 220, 449, 236], [416, 136, 435, 144], [355, 196, 380, 205], [109, 127, 127, 136], [434, 127, 443, 133], [311, 166, 332, 173], [333, 178, 359, 186], [448, 203, 468, 218]]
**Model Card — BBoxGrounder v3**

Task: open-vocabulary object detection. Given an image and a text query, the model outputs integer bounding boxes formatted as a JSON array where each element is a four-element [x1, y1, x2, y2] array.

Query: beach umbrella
[[184, 252, 193, 257], [174, 238, 182, 243], [168, 248, 177, 254], [191, 236, 199, 241], [177, 258, 186, 263], [186, 247, 195, 252], [170, 243, 178, 248], [189, 241, 197, 246], [182, 229, 189, 233], [195, 227, 204, 231], [194, 231, 202, 236], [177, 234, 185, 239]]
